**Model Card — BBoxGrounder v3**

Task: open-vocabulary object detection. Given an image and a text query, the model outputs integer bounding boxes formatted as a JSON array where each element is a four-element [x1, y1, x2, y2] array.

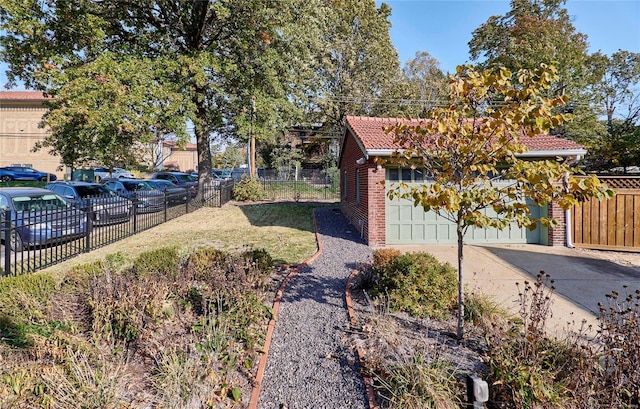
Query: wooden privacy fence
[[572, 176, 640, 251]]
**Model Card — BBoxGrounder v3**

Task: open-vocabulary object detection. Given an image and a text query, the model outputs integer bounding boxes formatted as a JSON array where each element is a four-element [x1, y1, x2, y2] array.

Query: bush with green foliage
[[132, 246, 179, 280], [0, 273, 57, 347], [369, 250, 457, 319], [232, 177, 265, 201]]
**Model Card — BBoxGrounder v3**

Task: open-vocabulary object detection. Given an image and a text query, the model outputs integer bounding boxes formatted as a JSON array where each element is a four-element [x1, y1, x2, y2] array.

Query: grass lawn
[[41, 201, 324, 275]]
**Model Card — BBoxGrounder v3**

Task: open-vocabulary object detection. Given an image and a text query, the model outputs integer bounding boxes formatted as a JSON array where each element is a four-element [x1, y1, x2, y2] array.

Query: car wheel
[[39, 176, 48, 182], [1, 175, 12, 182], [9, 229, 23, 252]]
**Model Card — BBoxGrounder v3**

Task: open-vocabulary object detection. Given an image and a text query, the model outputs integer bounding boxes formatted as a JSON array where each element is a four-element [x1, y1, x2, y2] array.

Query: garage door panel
[[386, 182, 541, 245]]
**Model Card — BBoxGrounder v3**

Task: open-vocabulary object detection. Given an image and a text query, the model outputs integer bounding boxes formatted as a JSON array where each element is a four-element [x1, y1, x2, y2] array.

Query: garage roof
[[344, 115, 587, 159]]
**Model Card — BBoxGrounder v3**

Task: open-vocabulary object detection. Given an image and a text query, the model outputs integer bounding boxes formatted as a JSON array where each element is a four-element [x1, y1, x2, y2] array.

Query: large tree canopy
[[0, 0, 323, 195], [468, 0, 592, 95], [36, 53, 190, 170], [313, 0, 402, 131], [467, 0, 640, 172]]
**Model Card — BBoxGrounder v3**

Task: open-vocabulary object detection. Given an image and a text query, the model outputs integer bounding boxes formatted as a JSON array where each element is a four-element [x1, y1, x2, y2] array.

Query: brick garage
[[338, 115, 587, 248]]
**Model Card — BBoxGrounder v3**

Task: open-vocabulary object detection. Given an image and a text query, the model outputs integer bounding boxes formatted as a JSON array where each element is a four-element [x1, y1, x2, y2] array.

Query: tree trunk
[[456, 223, 465, 341], [193, 87, 213, 200]]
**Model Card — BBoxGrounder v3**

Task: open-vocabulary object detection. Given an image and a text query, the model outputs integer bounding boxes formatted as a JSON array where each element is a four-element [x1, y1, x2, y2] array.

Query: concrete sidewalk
[[390, 243, 640, 335]]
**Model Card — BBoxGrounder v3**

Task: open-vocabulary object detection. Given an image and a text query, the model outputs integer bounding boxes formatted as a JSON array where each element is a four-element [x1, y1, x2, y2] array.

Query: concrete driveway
[[389, 243, 640, 334]]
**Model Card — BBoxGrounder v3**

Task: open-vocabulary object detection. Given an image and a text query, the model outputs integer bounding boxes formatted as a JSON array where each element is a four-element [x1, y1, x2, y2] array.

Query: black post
[[163, 189, 168, 223], [132, 197, 138, 233], [84, 208, 93, 253], [2, 209, 11, 276]]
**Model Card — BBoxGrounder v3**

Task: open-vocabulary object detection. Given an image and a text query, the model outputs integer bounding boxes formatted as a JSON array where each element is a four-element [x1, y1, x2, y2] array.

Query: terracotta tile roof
[[0, 91, 47, 101], [345, 115, 585, 154]]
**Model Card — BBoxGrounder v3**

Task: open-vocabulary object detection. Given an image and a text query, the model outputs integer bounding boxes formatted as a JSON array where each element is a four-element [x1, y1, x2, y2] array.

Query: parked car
[[151, 171, 198, 197], [0, 187, 86, 251], [101, 178, 165, 213], [93, 167, 135, 181], [212, 169, 232, 180], [230, 168, 250, 181], [0, 166, 57, 182], [45, 181, 131, 225], [144, 179, 189, 206]]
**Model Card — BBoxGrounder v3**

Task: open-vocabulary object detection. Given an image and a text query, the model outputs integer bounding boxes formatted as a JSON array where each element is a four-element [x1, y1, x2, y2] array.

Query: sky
[[380, 0, 640, 73], [1, 0, 639, 89]]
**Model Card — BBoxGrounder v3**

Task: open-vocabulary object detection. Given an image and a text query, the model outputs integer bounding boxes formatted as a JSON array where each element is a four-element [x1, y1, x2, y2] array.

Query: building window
[[387, 166, 428, 182], [342, 170, 348, 199], [356, 170, 360, 204]]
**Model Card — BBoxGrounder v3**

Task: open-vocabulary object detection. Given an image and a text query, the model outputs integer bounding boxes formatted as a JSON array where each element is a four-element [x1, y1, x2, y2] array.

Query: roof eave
[[367, 148, 587, 158]]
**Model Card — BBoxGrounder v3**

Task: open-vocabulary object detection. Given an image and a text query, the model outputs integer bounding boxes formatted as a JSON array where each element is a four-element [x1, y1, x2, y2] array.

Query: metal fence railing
[[1, 180, 234, 276], [260, 179, 339, 201]]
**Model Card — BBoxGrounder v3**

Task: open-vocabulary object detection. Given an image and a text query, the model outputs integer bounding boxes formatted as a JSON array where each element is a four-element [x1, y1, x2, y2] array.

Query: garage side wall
[[339, 132, 387, 246]]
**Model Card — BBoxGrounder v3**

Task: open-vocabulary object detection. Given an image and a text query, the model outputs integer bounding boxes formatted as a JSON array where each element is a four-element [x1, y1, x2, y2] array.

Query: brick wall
[[366, 164, 386, 247], [547, 201, 567, 247], [340, 131, 371, 243]]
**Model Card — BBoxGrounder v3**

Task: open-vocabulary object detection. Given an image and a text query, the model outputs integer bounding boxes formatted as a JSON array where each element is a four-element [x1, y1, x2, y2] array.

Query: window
[[387, 167, 428, 183], [342, 170, 347, 199]]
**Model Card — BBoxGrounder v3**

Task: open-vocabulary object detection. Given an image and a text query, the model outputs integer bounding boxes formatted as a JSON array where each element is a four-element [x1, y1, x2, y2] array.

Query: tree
[[399, 51, 449, 117], [312, 0, 402, 132], [0, 0, 320, 198], [468, 0, 601, 146], [384, 64, 614, 340], [570, 50, 640, 170], [469, 0, 591, 94], [219, 145, 245, 170], [35, 54, 189, 171]]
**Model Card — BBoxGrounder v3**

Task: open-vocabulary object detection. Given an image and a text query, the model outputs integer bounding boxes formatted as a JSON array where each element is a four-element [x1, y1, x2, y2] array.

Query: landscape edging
[[247, 209, 323, 409]]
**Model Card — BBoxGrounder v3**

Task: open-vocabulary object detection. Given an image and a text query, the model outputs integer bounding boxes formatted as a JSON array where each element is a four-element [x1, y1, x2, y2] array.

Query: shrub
[[369, 251, 457, 319], [589, 286, 640, 407], [132, 247, 180, 280], [184, 248, 229, 281], [88, 267, 171, 344], [232, 177, 265, 201], [0, 273, 56, 330], [241, 248, 274, 273]]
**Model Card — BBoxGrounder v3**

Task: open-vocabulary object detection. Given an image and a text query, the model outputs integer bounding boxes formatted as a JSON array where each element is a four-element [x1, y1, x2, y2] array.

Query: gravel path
[[257, 207, 373, 409]]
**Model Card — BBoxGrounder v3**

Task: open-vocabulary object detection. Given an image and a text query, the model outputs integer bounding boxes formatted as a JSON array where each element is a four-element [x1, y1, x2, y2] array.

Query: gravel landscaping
[[257, 207, 372, 409]]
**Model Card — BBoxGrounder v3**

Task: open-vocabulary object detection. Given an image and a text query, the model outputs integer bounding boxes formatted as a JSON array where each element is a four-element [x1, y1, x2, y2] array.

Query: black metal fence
[[260, 178, 339, 201], [256, 170, 339, 201], [1, 180, 234, 276]]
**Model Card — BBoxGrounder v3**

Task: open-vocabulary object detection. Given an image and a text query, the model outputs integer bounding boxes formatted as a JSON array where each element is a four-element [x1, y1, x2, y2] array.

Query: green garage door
[[385, 169, 541, 245]]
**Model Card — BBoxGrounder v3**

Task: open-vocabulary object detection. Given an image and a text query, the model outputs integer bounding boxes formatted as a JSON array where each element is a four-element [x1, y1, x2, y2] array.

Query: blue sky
[[381, 0, 640, 73], [1, 1, 639, 89]]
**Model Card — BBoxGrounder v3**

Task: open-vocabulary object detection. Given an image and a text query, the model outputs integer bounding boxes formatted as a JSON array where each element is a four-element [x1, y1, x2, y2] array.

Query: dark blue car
[[0, 187, 86, 251], [0, 166, 57, 182]]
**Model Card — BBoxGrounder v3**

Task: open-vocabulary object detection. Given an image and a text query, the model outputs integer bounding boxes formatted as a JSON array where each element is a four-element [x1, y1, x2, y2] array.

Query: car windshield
[[123, 181, 153, 191], [175, 174, 196, 183], [12, 194, 67, 211], [149, 180, 176, 188], [75, 185, 112, 197]]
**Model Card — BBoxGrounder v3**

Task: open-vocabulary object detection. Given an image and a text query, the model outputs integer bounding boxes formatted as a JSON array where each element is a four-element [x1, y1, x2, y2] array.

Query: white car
[[93, 167, 135, 181]]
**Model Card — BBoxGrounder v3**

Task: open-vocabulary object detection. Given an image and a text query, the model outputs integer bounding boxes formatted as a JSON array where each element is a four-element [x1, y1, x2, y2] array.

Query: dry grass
[[41, 202, 320, 277]]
